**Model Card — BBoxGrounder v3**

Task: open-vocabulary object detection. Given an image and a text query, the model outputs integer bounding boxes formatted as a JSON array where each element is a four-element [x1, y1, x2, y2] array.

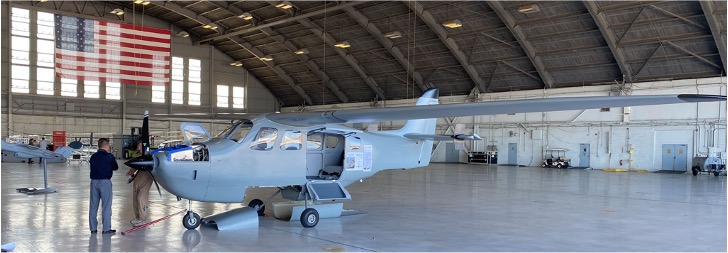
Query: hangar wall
[[0, 3, 277, 139], [285, 77, 726, 171]]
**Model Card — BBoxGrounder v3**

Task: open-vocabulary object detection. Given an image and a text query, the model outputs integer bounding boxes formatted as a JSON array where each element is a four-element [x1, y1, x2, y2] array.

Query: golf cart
[[542, 148, 570, 169]]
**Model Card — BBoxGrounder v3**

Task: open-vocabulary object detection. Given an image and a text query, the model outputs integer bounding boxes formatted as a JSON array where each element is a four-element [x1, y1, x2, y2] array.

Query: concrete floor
[[1, 161, 726, 252]]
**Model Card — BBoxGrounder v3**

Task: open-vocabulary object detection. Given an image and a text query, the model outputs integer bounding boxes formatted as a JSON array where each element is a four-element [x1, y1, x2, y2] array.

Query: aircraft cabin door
[[306, 132, 324, 178]]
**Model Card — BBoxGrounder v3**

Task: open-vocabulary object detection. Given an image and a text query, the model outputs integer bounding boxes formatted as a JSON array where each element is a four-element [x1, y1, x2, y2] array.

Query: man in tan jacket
[[127, 142, 153, 227]]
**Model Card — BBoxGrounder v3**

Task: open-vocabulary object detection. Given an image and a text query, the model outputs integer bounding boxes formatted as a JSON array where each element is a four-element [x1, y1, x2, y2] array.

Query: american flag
[[55, 14, 170, 86]]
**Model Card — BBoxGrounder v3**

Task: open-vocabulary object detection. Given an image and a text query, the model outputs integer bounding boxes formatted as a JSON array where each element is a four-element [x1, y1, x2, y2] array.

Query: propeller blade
[[123, 154, 154, 171], [141, 110, 150, 155], [148, 171, 162, 197]]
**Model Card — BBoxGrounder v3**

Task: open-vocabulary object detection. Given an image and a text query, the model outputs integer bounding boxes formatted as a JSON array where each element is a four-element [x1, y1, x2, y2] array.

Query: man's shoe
[[102, 230, 116, 234], [91, 230, 97, 234], [130, 219, 146, 227]]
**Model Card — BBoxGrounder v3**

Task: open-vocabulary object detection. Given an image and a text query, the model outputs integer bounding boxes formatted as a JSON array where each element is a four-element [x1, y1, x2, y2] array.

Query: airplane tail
[[393, 88, 439, 135], [54, 146, 74, 158]]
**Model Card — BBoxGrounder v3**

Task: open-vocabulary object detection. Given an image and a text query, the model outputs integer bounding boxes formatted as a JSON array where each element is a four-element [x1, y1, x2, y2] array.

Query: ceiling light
[[142, 1, 151, 6], [230, 61, 243, 67], [110, 8, 124, 16], [276, 1, 293, 9], [384, 31, 402, 39], [518, 4, 540, 13], [442, 19, 462, 28], [134, 0, 143, 4], [260, 55, 274, 61], [294, 49, 309, 55], [239, 12, 254, 20], [39, 0, 49, 2], [203, 23, 218, 30], [334, 41, 351, 48], [176, 31, 189, 37]]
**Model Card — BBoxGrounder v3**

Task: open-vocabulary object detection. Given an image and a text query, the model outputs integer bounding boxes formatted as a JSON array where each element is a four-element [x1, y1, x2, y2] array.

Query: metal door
[[445, 143, 459, 163], [662, 144, 688, 171], [580, 144, 590, 167], [674, 144, 687, 171], [508, 143, 517, 165]]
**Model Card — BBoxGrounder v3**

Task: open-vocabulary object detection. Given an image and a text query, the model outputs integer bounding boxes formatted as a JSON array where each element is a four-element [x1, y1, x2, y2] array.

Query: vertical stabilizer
[[394, 88, 439, 135]]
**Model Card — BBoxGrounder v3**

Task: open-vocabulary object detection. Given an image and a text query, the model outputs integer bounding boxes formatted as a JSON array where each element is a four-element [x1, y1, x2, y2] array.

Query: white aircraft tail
[[393, 88, 439, 136], [55, 146, 74, 158]]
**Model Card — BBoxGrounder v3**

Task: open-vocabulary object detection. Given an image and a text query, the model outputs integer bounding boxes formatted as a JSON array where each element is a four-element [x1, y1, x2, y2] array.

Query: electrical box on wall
[[531, 130, 543, 140]]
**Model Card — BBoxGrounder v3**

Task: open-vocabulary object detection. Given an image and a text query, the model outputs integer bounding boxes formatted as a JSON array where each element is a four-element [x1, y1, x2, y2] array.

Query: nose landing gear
[[183, 200, 201, 230]]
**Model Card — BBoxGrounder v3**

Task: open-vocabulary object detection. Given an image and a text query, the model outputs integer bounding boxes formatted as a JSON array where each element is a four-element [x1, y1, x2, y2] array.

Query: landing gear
[[183, 211, 201, 230], [300, 208, 319, 228], [248, 199, 265, 216], [692, 166, 699, 176]]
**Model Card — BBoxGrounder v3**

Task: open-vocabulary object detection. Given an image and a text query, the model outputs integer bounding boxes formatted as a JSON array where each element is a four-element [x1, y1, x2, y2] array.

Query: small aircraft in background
[[125, 89, 725, 229], [1, 140, 75, 194]]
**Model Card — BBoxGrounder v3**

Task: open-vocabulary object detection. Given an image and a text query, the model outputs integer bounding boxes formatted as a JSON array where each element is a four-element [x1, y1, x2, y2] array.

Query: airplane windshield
[[215, 120, 254, 142]]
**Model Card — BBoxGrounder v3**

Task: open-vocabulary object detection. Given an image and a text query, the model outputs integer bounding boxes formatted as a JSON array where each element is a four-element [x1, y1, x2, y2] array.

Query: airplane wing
[[265, 93, 726, 127], [404, 134, 482, 141], [1, 140, 63, 159]]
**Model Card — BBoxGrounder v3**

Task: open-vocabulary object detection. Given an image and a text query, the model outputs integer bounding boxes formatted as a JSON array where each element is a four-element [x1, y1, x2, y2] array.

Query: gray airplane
[[125, 88, 725, 229]]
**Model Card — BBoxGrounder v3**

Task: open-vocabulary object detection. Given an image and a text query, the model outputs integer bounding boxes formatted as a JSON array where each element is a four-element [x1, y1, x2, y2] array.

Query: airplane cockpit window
[[215, 119, 253, 142], [250, 127, 277, 151], [280, 131, 302, 151], [307, 132, 323, 151]]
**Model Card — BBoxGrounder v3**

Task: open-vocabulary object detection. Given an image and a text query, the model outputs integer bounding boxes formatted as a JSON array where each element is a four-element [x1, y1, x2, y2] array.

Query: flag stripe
[[57, 70, 170, 84], [55, 57, 169, 71], [55, 15, 171, 86]]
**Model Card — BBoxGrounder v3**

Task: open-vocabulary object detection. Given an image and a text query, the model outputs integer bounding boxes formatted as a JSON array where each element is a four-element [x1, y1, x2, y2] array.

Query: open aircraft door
[[180, 122, 212, 145]]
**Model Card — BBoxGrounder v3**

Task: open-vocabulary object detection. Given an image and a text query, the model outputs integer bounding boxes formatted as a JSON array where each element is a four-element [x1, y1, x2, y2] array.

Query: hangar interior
[[1, 0, 726, 252]]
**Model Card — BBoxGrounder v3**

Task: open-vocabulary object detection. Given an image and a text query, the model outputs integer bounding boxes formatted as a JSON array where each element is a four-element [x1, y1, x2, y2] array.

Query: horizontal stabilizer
[[403, 133, 482, 141]]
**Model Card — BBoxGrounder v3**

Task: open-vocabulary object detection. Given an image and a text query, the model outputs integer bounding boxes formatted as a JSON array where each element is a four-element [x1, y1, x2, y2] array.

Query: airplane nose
[[124, 154, 154, 171]]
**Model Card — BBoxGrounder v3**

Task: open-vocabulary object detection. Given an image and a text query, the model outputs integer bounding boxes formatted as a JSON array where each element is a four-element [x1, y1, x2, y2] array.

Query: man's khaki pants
[[133, 171, 153, 221]]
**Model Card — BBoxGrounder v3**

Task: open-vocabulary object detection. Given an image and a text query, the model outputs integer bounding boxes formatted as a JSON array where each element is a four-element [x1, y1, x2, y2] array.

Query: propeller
[[124, 110, 162, 197]]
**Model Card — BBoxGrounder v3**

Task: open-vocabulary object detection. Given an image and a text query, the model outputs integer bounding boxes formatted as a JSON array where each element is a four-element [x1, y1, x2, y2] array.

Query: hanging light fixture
[[110, 8, 125, 16], [384, 31, 402, 39], [334, 41, 351, 48], [176, 31, 190, 37], [230, 61, 243, 67], [239, 12, 254, 20], [275, 1, 293, 9], [441, 19, 462, 28], [260, 55, 274, 61], [518, 4, 540, 13], [294, 49, 309, 55]]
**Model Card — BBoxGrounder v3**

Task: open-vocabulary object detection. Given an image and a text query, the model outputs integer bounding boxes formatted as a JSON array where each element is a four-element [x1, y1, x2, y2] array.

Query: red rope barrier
[[121, 209, 187, 235]]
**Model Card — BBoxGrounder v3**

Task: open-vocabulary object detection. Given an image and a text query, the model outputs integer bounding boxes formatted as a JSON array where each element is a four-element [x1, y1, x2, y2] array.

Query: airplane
[[124, 89, 725, 229], [1, 139, 75, 194]]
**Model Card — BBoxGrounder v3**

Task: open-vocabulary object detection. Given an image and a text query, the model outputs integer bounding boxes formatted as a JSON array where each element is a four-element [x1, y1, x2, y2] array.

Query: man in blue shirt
[[89, 138, 119, 234]]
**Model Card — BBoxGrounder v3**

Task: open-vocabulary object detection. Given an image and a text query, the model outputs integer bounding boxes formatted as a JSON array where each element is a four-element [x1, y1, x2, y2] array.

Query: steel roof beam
[[269, 1, 387, 100], [342, 6, 430, 92], [198, 1, 366, 44], [664, 41, 722, 70], [405, 1, 488, 93], [648, 4, 704, 29], [207, 1, 348, 103], [584, 1, 635, 83], [486, 1, 554, 89], [152, 1, 313, 105], [699, 1, 727, 73]]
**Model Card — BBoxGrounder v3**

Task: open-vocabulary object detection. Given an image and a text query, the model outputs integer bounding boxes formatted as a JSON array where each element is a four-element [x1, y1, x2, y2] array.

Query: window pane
[[37, 81, 54, 95], [172, 66, 184, 80], [172, 57, 184, 66], [217, 85, 228, 107], [171, 81, 183, 92], [189, 82, 200, 94], [61, 78, 77, 97], [12, 36, 30, 51], [12, 50, 29, 65], [106, 82, 121, 100], [12, 65, 29, 80], [189, 94, 200, 105], [38, 53, 54, 67], [11, 21, 30, 36], [37, 67, 54, 82], [85, 81, 100, 98], [38, 12, 55, 39], [233, 87, 245, 108], [189, 70, 201, 82], [307, 133, 323, 151], [189, 59, 201, 69], [280, 131, 302, 150], [171, 92, 183, 104], [250, 127, 277, 151], [11, 79, 29, 93], [152, 85, 165, 103], [37, 39, 54, 54]]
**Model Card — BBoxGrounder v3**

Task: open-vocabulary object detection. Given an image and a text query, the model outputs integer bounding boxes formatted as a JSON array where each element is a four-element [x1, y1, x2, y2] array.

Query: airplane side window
[[250, 127, 277, 151], [307, 133, 323, 151], [325, 135, 339, 149], [280, 131, 302, 151]]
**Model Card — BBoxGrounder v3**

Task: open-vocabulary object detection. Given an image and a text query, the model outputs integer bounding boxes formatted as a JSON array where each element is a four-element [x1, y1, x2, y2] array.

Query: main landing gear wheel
[[248, 199, 265, 216], [692, 166, 699, 176], [183, 211, 201, 230], [300, 208, 319, 228]]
